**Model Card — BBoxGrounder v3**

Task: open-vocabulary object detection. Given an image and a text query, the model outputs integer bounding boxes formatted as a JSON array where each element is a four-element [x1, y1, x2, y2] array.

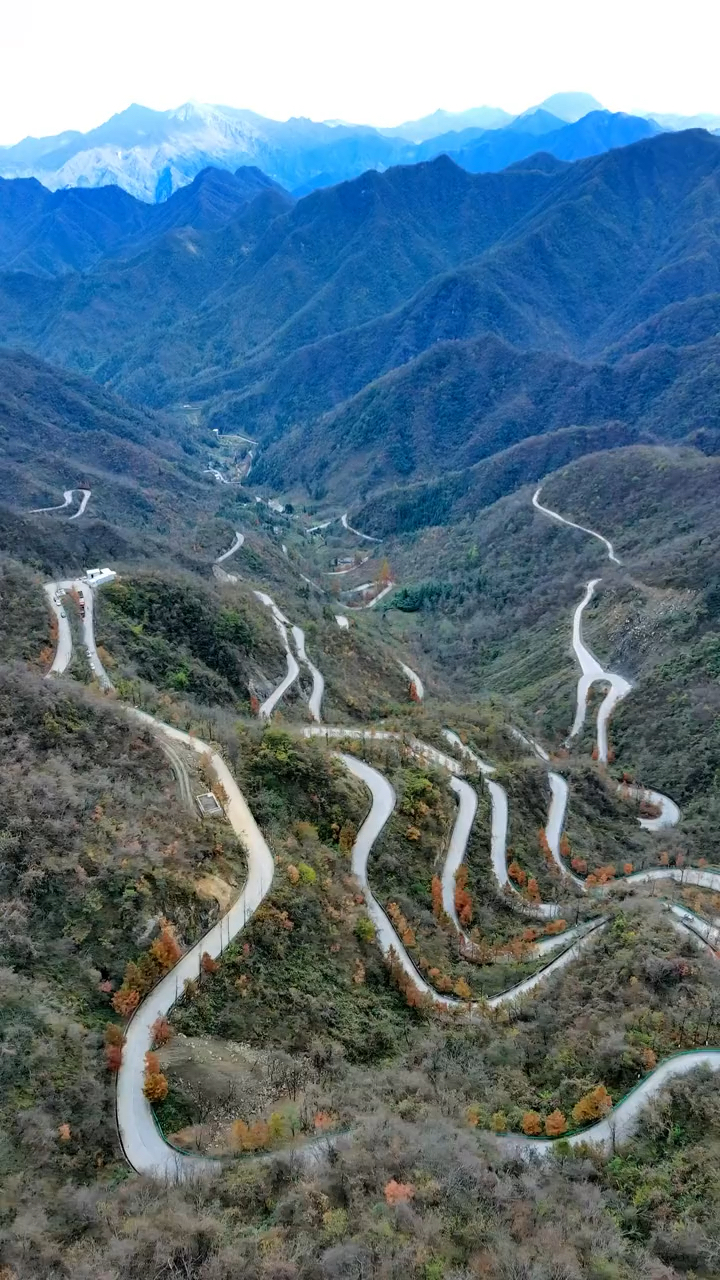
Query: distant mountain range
[[1, 91, 717, 202], [1, 128, 719, 519]]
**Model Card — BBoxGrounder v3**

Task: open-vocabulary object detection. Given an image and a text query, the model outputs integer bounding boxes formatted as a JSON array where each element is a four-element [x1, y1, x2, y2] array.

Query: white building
[[83, 567, 117, 587]]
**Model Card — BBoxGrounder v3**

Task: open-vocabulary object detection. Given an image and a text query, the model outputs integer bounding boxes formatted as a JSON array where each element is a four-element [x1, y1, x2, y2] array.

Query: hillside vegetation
[[2, 126, 720, 1280], [378, 444, 719, 856]]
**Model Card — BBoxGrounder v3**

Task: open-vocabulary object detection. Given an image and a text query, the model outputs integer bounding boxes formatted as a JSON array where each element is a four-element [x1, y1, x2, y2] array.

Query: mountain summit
[[534, 91, 605, 121], [0, 93, 669, 202]]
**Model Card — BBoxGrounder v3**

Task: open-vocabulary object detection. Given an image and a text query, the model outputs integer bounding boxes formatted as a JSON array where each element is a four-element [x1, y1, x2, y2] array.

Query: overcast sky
[[3, 0, 720, 143]]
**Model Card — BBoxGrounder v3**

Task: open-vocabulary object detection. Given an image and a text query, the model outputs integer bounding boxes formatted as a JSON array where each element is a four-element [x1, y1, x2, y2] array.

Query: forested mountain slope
[[0, 348, 224, 569], [0, 166, 289, 275], [0, 156, 563, 391], [1, 131, 719, 509], [255, 329, 720, 498], [377, 443, 720, 851]]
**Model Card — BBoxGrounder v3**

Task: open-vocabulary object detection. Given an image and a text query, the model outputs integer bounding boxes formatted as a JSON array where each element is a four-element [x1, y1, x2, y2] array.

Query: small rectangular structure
[[196, 791, 224, 818], [84, 567, 117, 587]]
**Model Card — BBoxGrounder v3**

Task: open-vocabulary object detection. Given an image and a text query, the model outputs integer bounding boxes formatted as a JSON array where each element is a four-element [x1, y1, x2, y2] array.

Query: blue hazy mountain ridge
[[0, 94, 676, 202], [533, 91, 604, 121], [503, 109, 567, 136], [0, 103, 415, 201], [0, 129, 719, 514], [265, 110, 666, 200], [376, 105, 515, 141], [451, 111, 661, 173], [0, 130, 719, 413], [0, 166, 290, 274]]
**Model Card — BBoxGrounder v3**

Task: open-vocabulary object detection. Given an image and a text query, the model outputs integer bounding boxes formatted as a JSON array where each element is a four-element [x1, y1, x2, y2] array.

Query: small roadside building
[[196, 792, 225, 818], [83, 567, 117, 587]]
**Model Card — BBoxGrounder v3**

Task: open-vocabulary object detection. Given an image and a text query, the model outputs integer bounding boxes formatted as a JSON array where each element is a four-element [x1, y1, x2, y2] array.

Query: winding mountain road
[[398, 661, 424, 698], [292, 625, 325, 722], [118, 712, 275, 1178], [618, 782, 680, 831], [39, 479, 716, 1172], [567, 578, 632, 762], [30, 489, 75, 514], [252, 591, 300, 718], [67, 488, 92, 520], [532, 486, 620, 565], [43, 585, 72, 675], [533, 490, 680, 831], [442, 777, 479, 935], [214, 531, 244, 563], [341, 512, 381, 542], [503, 1050, 720, 1156]]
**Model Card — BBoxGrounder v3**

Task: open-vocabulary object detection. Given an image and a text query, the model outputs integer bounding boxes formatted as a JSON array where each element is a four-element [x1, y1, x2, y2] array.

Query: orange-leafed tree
[[231, 1119, 250, 1150], [559, 834, 571, 859], [544, 918, 567, 936], [112, 986, 140, 1018], [454, 977, 472, 1001], [151, 1016, 173, 1047], [409, 681, 420, 703], [384, 1179, 415, 1205], [248, 1120, 270, 1150], [508, 860, 526, 888], [150, 921, 183, 972], [571, 1084, 612, 1125], [526, 877, 540, 903], [521, 1111, 542, 1135], [143, 1072, 169, 1103], [201, 951, 219, 975], [595, 864, 616, 884], [571, 856, 588, 875], [105, 1044, 123, 1072], [454, 866, 473, 925], [376, 558, 392, 587], [623, 862, 633, 876], [314, 1111, 335, 1132], [431, 875, 443, 918], [545, 1109, 567, 1137], [339, 822, 357, 854]]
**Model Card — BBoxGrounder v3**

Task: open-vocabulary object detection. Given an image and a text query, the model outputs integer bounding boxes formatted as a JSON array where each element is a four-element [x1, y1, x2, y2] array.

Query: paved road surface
[[567, 578, 632, 763], [502, 1050, 720, 1156], [31, 488, 75, 513], [398, 661, 424, 699], [117, 712, 275, 1178], [291, 625, 324, 722], [68, 488, 92, 520], [252, 591, 300, 718], [214, 531, 244, 563], [43, 584, 72, 674], [341, 512, 380, 542], [533, 486, 621, 565]]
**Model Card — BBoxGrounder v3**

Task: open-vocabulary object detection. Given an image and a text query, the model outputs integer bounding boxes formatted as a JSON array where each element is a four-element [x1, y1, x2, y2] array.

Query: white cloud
[[2, 0, 719, 143]]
